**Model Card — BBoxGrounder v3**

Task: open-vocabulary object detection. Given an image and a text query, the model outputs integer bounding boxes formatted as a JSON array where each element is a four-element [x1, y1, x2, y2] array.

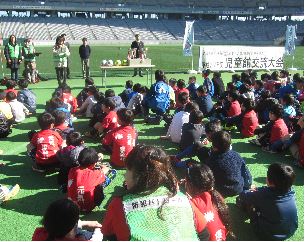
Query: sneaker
[[249, 139, 262, 146], [0, 184, 20, 204], [262, 146, 277, 154], [32, 163, 46, 173]]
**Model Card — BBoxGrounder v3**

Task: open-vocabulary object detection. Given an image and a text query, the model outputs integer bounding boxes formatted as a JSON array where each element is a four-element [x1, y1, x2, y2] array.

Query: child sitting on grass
[[67, 148, 113, 212], [102, 108, 137, 168], [52, 110, 74, 139], [172, 119, 222, 168], [161, 102, 198, 144], [76, 77, 95, 107], [250, 104, 289, 153], [175, 79, 189, 108], [187, 76, 199, 100], [119, 80, 133, 107], [86, 97, 118, 138], [77, 85, 99, 118], [127, 84, 147, 116], [225, 98, 258, 138], [185, 164, 234, 241], [32, 198, 103, 241], [6, 91, 30, 123], [0, 92, 13, 122], [46, 97, 73, 127], [4, 79, 18, 96], [179, 109, 205, 151], [195, 85, 213, 117], [27, 113, 63, 173], [206, 131, 252, 197], [17, 79, 36, 114], [57, 132, 87, 193], [61, 84, 78, 114], [236, 163, 298, 240]]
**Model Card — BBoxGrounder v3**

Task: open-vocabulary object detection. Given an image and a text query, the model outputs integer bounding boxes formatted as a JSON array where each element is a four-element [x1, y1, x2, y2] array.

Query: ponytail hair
[[186, 164, 236, 239], [125, 144, 178, 219]]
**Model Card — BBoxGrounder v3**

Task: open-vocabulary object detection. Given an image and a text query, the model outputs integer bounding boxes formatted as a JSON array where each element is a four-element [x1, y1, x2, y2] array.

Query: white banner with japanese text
[[199, 45, 285, 71]]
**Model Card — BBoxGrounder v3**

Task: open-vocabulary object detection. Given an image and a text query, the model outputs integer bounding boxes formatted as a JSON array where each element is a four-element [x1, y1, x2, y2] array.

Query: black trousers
[[55, 67, 67, 86]]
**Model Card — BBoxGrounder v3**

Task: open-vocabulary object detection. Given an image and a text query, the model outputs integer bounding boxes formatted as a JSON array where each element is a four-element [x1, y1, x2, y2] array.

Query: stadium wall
[[32, 39, 276, 46]]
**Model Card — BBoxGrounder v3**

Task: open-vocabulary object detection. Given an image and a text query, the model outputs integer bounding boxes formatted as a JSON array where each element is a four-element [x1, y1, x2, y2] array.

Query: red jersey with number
[[31, 129, 63, 165], [227, 100, 241, 117], [191, 192, 227, 241], [101, 111, 119, 132], [67, 166, 106, 212], [102, 125, 136, 167], [62, 93, 78, 113]]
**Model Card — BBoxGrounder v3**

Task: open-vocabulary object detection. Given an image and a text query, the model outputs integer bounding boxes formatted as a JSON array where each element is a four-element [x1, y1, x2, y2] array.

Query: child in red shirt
[[175, 79, 189, 109], [67, 148, 110, 212], [61, 85, 78, 114], [27, 112, 63, 173], [52, 109, 74, 140], [185, 164, 233, 241], [251, 104, 289, 153], [225, 98, 258, 137], [227, 91, 241, 117], [4, 79, 18, 96], [86, 97, 118, 138], [32, 198, 103, 241], [102, 108, 137, 168]]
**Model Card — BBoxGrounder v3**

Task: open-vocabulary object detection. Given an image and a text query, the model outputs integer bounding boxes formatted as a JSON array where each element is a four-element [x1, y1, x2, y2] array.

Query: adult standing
[[131, 34, 144, 77], [61, 34, 71, 79], [79, 37, 91, 79], [4, 35, 22, 81], [53, 36, 70, 86], [22, 38, 37, 83]]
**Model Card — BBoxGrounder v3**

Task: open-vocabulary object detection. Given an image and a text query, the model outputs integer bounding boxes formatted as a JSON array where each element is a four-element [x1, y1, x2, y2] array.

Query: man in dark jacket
[[79, 38, 91, 79], [131, 34, 145, 77]]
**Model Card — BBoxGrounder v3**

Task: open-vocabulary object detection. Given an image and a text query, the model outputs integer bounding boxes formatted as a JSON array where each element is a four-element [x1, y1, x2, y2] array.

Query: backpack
[[0, 112, 12, 138]]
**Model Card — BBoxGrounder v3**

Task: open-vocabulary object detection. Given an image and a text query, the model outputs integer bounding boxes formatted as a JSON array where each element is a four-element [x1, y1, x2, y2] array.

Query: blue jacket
[[187, 83, 199, 100], [17, 88, 36, 113], [206, 149, 251, 197], [239, 187, 298, 240], [195, 95, 213, 116], [145, 81, 170, 114], [203, 77, 214, 97]]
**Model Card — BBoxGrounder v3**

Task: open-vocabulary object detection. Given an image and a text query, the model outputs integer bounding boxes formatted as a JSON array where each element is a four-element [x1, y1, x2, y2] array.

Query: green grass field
[[0, 45, 304, 241]]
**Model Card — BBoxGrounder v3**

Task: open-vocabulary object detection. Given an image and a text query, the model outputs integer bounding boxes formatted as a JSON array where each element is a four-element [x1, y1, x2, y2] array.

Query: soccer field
[[1, 45, 304, 78], [0, 45, 304, 241]]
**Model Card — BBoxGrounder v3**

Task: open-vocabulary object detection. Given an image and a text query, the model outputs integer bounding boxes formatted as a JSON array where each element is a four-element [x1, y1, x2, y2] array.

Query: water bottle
[[102, 169, 117, 188]]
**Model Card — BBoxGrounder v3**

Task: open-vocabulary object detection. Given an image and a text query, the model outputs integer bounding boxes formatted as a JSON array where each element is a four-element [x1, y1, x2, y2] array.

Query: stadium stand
[[0, 17, 303, 45], [0, 0, 303, 45]]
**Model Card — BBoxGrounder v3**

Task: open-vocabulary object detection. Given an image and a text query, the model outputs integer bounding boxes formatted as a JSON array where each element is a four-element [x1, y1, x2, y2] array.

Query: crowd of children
[[0, 67, 303, 241]]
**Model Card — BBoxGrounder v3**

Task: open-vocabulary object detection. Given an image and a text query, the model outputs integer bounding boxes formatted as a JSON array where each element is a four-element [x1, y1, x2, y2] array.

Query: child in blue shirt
[[17, 79, 36, 114], [236, 163, 298, 240]]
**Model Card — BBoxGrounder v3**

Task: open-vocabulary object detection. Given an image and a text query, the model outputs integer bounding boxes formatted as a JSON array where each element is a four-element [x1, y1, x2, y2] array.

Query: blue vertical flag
[[183, 21, 195, 56], [285, 25, 297, 55]]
